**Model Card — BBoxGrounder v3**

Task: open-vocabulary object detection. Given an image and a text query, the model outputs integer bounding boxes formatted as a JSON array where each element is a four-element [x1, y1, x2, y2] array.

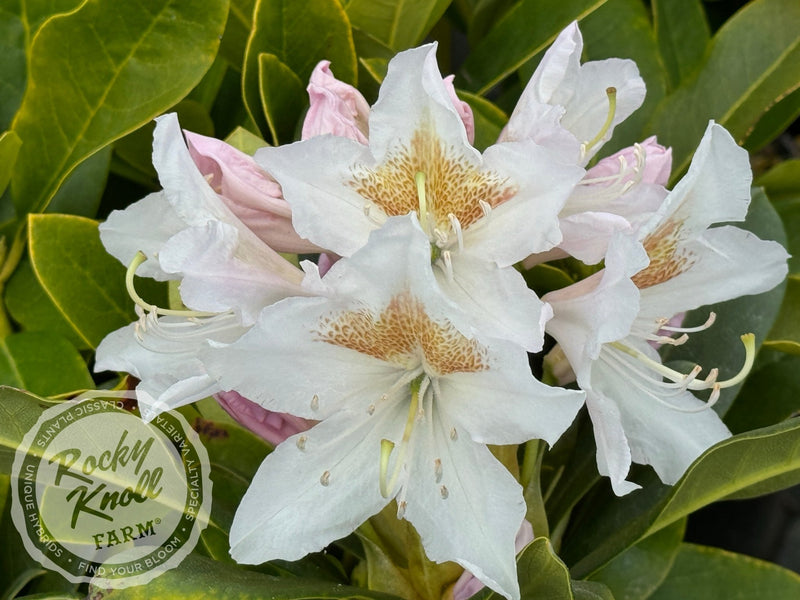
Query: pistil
[[582, 87, 618, 156]]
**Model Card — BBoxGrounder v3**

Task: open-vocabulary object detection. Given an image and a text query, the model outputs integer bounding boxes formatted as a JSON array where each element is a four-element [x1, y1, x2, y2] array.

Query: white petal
[[201, 296, 404, 420], [545, 233, 648, 382], [592, 351, 731, 486], [95, 314, 247, 420], [584, 384, 640, 496], [436, 342, 584, 446], [637, 225, 789, 321], [557, 211, 633, 265], [158, 221, 306, 325], [99, 192, 184, 280], [230, 408, 397, 563], [404, 406, 525, 600], [255, 135, 379, 257], [435, 252, 549, 351], [641, 122, 751, 239], [467, 140, 584, 265]]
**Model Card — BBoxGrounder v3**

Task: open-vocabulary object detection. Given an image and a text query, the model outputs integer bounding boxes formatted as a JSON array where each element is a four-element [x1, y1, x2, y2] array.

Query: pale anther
[[440, 485, 449, 499], [450, 427, 458, 441], [442, 250, 454, 281], [397, 500, 407, 519], [434, 458, 443, 483], [367, 404, 375, 415], [311, 394, 320, 411], [448, 213, 464, 252], [296, 435, 308, 450], [320, 470, 331, 486], [479, 199, 492, 218], [433, 228, 449, 246]]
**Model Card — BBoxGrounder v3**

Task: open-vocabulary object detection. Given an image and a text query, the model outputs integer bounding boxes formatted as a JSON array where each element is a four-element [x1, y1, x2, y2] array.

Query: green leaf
[[589, 520, 685, 600], [459, 0, 608, 95], [242, 0, 356, 139], [661, 188, 788, 415], [10, 0, 230, 216], [0, 5, 25, 131], [5, 258, 90, 350], [646, 0, 800, 180], [579, 0, 668, 153], [219, 0, 256, 67], [566, 418, 800, 578], [87, 551, 402, 599], [27, 214, 165, 349], [648, 544, 800, 600], [45, 146, 111, 218], [724, 349, 800, 435], [0, 386, 51, 474], [344, 0, 451, 51], [458, 90, 507, 152], [743, 87, 800, 153], [0, 332, 93, 397], [764, 276, 800, 354], [477, 538, 614, 600], [652, 0, 710, 90], [224, 126, 267, 155], [757, 159, 800, 275], [258, 53, 306, 145], [0, 130, 22, 198]]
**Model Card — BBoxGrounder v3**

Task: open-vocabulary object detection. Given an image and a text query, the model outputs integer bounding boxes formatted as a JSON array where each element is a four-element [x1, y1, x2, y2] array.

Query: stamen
[[397, 500, 407, 519], [647, 333, 689, 346], [479, 200, 492, 218], [610, 333, 756, 392], [379, 376, 425, 498], [448, 213, 464, 252], [433, 228, 449, 246], [126, 251, 216, 318], [659, 312, 717, 333], [450, 427, 458, 441], [367, 403, 375, 415], [441, 250, 454, 281], [582, 87, 618, 155], [311, 394, 320, 411], [296, 435, 307, 450], [415, 172, 429, 233], [320, 470, 331, 486], [440, 485, 449, 499]]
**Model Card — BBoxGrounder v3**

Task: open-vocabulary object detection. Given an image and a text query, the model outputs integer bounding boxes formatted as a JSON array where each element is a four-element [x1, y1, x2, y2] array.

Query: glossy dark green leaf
[[87, 551, 402, 599], [458, 90, 507, 152], [345, 0, 451, 51], [27, 214, 163, 349], [242, 0, 356, 139], [579, 0, 668, 153], [476, 538, 614, 600], [646, 0, 800, 180], [258, 53, 306, 145], [219, 0, 256, 67], [648, 544, 800, 600], [45, 146, 111, 218], [0, 386, 52, 474], [459, 0, 608, 94], [0, 5, 25, 131], [566, 418, 800, 579], [467, 0, 517, 46], [652, 0, 709, 90], [5, 258, 90, 350], [0, 130, 22, 198], [18, 0, 85, 40], [725, 350, 800, 435], [589, 520, 685, 600], [10, 0, 229, 215], [224, 126, 267, 155], [764, 276, 800, 354], [757, 159, 800, 275], [744, 87, 800, 153], [0, 332, 93, 397]]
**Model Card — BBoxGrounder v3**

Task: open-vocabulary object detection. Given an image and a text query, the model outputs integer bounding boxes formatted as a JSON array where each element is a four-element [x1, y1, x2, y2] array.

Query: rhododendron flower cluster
[[96, 21, 788, 600]]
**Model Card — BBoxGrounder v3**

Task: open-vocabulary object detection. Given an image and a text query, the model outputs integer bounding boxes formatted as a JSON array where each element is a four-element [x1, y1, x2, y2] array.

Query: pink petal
[[215, 390, 314, 446], [302, 60, 370, 144], [442, 75, 475, 145]]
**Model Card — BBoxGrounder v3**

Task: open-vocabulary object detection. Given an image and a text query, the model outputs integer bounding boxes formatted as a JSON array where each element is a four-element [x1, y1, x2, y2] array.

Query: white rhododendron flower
[[255, 44, 585, 350], [202, 216, 585, 600], [545, 122, 789, 495]]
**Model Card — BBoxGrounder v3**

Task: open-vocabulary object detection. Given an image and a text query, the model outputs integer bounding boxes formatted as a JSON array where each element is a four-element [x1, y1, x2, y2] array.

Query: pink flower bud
[[442, 75, 475, 145], [588, 136, 672, 187], [302, 61, 371, 144], [215, 390, 313, 446], [185, 131, 321, 254]]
